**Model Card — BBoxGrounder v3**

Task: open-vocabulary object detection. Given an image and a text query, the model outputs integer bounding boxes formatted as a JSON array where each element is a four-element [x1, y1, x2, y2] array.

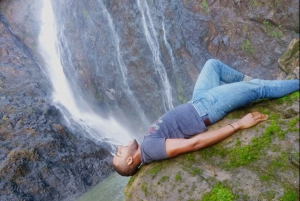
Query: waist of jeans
[[191, 102, 211, 126]]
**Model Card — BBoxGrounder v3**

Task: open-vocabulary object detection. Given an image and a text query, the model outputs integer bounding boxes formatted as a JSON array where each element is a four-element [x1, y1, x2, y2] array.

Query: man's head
[[113, 139, 141, 176]]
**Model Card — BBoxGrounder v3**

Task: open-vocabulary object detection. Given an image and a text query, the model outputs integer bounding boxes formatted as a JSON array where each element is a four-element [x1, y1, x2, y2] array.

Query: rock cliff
[[0, 12, 113, 201], [0, 0, 299, 200]]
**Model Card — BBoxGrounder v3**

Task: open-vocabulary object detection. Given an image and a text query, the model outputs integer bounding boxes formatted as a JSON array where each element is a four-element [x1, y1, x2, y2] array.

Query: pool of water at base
[[77, 172, 130, 201]]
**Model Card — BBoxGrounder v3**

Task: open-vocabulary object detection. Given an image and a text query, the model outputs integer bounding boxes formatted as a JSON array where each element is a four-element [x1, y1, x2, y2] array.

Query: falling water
[[100, 1, 149, 127], [137, 0, 173, 111], [162, 21, 177, 70], [38, 0, 132, 146]]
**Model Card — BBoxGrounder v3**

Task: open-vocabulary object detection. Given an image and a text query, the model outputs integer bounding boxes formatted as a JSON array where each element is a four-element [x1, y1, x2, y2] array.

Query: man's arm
[[165, 112, 268, 158]]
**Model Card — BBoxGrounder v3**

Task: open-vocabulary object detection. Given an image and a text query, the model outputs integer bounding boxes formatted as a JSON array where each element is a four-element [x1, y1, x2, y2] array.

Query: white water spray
[[38, 0, 132, 145], [137, 0, 173, 111]]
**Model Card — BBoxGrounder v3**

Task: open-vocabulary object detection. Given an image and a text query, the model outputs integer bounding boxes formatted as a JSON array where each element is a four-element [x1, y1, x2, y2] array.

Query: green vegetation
[[276, 91, 299, 105], [263, 20, 284, 38], [186, 153, 196, 162], [226, 119, 283, 167], [202, 0, 209, 13], [250, 0, 281, 8], [250, 0, 258, 7], [157, 176, 169, 185], [189, 167, 202, 176], [149, 162, 162, 178], [141, 183, 148, 196], [175, 172, 182, 182], [241, 39, 254, 55], [201, 183, 237, 201], [279, 188, 299, 201]]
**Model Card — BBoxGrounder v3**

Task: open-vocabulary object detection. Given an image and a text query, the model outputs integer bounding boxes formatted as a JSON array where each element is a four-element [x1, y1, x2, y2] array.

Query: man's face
[[113, 139, 139, 166]]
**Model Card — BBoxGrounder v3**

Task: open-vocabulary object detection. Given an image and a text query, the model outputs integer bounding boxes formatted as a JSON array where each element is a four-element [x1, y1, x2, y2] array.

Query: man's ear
[[126, 157, 133, 165]]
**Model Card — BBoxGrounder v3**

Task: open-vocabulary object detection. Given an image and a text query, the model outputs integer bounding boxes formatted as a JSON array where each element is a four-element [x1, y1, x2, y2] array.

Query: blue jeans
[[190, 59, 300, 124]]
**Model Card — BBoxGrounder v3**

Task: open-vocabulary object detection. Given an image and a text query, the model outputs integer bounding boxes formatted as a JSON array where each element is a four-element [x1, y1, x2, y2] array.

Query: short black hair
[[113, 159, 140, 176]]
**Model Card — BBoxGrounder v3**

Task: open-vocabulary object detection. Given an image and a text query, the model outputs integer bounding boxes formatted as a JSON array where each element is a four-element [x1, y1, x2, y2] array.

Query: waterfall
[[99, 1, 149, 127], [137, 0, 173, 111], [162, 21, 177, 71], [38, 0, 132, 146]]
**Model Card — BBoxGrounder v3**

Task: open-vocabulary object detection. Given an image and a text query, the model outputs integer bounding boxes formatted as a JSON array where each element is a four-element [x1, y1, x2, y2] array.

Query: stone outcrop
[[125, 91, 299, 201]]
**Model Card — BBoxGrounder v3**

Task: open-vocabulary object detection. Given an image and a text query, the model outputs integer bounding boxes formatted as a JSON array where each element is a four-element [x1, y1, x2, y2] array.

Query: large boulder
[[124, 91, 299, 201]]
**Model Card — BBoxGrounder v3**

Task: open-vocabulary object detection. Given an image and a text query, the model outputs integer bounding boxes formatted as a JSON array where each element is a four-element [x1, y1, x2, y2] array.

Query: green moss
[[189, 167, 202, 176], [202, 0, 209, 13], [290, 91, 299, 100], [157, 176, 169, 185], [241, 39, 254, 55], [251, 0, 258, 7], [149, 162, 162, 178], [259, 174, 272, 182], [263, 20, 285, 38], [175, 172, 182, 182], [141, 183, 148, 197], [200, 117, 284, 169], [201, 183, 237, 201], [282, 116, 300, 133], [288, 117, 299, 128], [186, 153, 196, 162], [279, 188, 299, 201]]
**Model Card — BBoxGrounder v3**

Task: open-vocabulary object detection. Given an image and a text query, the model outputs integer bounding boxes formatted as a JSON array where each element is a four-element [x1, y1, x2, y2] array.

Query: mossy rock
[[278, 39, 299, 74], [124, 91, 299, 201]]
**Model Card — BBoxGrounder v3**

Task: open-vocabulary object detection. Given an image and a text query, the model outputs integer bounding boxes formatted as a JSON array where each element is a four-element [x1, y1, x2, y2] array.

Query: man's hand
[[236, 112, 268, 129], [165, 111, 268, 158]]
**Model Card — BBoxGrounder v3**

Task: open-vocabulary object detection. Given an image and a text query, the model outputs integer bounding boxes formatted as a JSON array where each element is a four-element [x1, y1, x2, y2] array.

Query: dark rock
[[0, 10, 114, 201]]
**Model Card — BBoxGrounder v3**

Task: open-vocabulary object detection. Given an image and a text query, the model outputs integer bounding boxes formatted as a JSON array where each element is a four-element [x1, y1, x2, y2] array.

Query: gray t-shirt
[[141, 103, 207, 164]]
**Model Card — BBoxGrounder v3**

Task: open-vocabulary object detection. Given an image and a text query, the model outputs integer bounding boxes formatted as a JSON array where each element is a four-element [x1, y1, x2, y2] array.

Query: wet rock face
[[2, 0, 298, 135], [49, 0, 299, 121], [0, 14, 113, 201], [62, 0, 298, 129]]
